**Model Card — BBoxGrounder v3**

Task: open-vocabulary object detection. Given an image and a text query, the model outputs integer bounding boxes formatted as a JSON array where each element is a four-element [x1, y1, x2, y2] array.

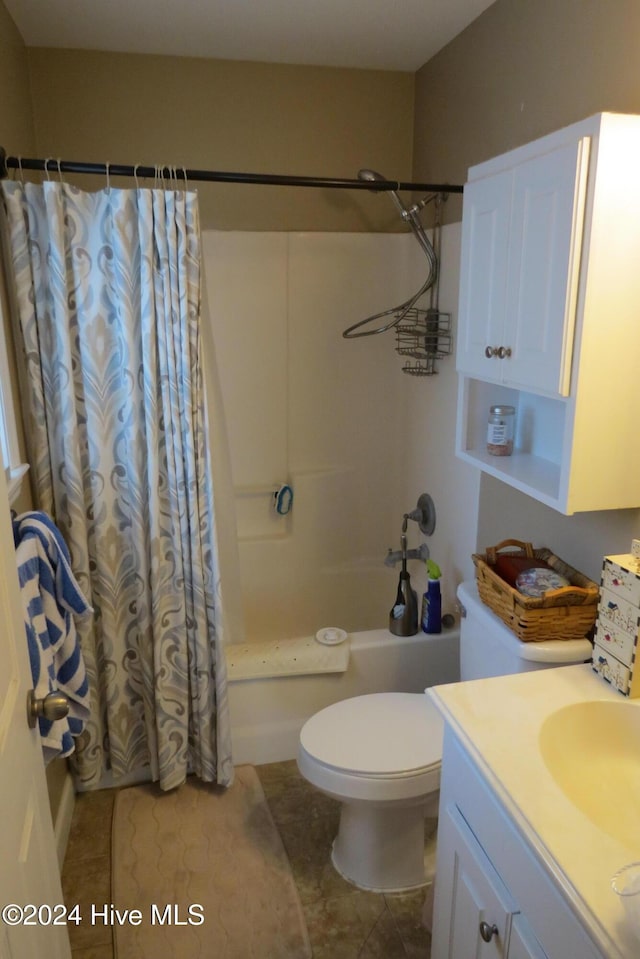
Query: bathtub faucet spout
[[384, 543, 430, 567]]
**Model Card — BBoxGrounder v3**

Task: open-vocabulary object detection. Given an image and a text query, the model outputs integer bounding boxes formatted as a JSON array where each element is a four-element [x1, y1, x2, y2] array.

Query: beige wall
[[414, 0, 640, 580], [26, 48, 415, 233], [0, 0, 36, 155], [414, 0, 640, 224]]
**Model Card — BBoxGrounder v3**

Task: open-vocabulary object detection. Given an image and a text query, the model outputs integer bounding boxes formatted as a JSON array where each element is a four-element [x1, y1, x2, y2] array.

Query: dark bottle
[[389, 572, 419, 636]]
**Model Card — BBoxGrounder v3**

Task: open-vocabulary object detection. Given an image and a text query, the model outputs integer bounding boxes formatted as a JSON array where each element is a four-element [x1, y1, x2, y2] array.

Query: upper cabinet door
[[456, 136, 590, 397], [504, 137, 591, 396], [456, 171, 511, 382]]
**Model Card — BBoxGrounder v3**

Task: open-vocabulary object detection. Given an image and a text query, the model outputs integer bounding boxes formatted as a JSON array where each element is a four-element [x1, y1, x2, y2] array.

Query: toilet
[[297, 579, 592, 893]]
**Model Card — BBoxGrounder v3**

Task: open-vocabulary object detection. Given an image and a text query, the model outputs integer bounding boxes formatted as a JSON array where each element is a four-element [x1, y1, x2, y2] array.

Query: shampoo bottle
[[421, 559, 442, 634]]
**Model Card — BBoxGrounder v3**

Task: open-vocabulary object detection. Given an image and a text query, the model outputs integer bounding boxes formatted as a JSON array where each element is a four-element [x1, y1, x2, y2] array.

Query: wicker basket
[[472, 539, 599, 642]]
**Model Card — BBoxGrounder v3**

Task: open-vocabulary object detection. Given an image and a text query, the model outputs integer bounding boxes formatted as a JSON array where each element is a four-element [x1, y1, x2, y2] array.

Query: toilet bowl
[[298, 692, 443, 892], [297, 579, 593, 893]]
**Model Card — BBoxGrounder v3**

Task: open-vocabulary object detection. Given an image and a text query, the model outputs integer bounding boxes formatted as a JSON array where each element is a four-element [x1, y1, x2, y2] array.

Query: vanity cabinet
[[431, 729, 605, 959], [455, 112, 640, 513]]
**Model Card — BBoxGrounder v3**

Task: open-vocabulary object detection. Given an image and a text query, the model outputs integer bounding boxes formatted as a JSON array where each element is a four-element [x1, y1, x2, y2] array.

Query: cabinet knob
[[479, 921, 499, 943], [484, 346, 498, 358], [497, 346, 512, 359]]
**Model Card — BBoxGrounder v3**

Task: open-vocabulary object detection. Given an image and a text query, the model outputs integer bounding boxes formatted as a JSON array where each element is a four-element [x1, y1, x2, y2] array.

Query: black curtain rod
[[0, 148, 464, 194]]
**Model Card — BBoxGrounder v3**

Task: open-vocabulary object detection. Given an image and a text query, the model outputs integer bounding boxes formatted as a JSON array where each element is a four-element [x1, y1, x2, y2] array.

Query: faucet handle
[[406, 493, 436, 536]]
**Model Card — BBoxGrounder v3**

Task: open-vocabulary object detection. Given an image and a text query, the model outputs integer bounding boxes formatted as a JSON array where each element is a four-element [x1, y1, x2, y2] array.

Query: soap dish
[[315, 627, 348, 646]]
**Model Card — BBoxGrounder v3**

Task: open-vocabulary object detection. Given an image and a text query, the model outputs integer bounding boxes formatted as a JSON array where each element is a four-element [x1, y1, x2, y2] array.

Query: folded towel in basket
[[13, 511, 92, 763]]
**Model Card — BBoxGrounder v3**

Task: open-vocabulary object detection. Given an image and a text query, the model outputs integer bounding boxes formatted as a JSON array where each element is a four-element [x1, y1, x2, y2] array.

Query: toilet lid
[[299, 692, 443, 776]]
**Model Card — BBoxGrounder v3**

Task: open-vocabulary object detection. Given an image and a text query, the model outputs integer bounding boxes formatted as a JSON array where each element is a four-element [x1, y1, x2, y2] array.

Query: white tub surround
[[428, 664, 640, 959], [203, 227, 479, 643]]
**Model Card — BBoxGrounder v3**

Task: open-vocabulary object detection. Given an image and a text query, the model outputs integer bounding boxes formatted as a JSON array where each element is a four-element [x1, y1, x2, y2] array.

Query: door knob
[[497, 346, 512, 359], [27, 690, 70, 728], [484, 345, 498, 358], [479, 921, 499, 943]]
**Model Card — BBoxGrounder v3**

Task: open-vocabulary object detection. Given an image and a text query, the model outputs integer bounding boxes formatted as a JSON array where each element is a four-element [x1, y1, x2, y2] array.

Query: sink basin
[[539, 700, 640, 849]]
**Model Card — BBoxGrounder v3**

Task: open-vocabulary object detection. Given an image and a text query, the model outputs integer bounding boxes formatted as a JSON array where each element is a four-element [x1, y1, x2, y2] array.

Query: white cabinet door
[[456, 171, 511, 382], [504, 138, 590, 396], [432, 803, 515, 959], [457, 136, 590, 397], [508, 915, 549, 959]]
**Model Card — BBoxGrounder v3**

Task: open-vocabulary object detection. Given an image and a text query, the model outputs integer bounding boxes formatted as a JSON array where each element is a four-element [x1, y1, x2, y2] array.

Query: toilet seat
[[298, 692, 443, 803]]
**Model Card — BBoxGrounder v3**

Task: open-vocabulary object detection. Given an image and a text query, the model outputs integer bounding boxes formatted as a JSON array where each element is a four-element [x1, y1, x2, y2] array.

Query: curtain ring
[[182, 166, 188, 193], [133, 163, 140, 189], [57, 158, 63, 184], [105, 161, 111, 193], [44, 158, 53, 181], [16, 157, 24, 183]]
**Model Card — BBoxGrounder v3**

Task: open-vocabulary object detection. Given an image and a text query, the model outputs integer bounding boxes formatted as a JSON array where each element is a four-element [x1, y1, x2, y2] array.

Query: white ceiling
[[5, 0, 496, 72]]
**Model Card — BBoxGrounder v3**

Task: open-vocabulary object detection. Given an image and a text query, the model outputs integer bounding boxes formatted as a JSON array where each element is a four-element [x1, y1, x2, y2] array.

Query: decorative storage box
[[601, 554, 640, 606], [472, 539, 599, 642], [592, 645, 640, 697], [592, 551, 640, 697]]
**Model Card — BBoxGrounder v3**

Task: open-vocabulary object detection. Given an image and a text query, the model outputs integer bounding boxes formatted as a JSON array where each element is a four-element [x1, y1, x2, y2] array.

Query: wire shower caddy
[[394, 307, 453, 376]]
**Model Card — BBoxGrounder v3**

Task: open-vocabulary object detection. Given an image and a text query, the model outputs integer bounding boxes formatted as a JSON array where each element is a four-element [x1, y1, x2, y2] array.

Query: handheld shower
[[357, 168, 408, 219], [342, 169, 439, 338]]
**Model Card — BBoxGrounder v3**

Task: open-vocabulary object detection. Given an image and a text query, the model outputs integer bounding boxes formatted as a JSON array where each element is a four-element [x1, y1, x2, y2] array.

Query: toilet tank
[[457, 580, 592, 680]]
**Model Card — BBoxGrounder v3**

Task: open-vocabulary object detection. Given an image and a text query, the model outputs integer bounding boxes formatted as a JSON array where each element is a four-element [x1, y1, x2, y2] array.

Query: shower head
[[357, 168, 407, 217], [357, 167, 435, 264], [357, 168, 387, 183]]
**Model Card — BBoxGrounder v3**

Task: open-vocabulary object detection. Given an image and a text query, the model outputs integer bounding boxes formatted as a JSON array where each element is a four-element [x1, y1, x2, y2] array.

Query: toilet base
[[330, 799, 431, 893]]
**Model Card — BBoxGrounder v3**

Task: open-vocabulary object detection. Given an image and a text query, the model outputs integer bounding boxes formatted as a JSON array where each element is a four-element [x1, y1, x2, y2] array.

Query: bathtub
[[226, 623, 460, 766]]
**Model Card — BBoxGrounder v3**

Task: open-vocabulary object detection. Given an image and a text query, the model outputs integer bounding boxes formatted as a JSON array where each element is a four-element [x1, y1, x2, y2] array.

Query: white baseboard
[[54, 771, 76, 868]]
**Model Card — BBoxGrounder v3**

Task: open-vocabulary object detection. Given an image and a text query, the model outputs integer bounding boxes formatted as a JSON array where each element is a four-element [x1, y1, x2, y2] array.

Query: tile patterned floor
[[61, 761, 434, 958]]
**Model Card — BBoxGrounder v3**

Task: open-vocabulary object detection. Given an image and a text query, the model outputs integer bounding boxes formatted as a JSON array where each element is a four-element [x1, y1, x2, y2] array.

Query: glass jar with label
[[486, 405, 515, 456]]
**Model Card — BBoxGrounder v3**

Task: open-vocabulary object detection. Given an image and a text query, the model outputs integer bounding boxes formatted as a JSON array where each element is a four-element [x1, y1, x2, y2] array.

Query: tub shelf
[[225, 635, 350, 681]]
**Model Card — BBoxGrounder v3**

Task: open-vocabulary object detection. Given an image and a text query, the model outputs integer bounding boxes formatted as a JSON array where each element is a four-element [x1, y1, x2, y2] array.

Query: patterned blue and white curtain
[[1, 179, 234, 791]]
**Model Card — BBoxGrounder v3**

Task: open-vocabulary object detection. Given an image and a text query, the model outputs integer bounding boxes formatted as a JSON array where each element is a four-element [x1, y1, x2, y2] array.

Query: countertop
[[427, 663, 640, 959]]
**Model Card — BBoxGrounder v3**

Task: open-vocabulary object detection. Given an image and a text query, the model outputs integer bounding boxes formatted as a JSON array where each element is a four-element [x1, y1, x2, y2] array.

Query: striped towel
[[13, 511, 92, 763]]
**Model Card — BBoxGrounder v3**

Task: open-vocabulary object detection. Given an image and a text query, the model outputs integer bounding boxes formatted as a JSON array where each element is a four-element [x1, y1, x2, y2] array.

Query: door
[[503, 137, 591, 396], [456, 170, 511, 382], [0, 458, 71, 959], [431, 802, 515, 958]]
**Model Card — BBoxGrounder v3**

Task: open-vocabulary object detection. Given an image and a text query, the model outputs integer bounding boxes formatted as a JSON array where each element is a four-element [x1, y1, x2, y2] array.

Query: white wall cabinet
[[457, 138, 589, 397], [455, 113, 640, 513], [432, 729, 605, 959]]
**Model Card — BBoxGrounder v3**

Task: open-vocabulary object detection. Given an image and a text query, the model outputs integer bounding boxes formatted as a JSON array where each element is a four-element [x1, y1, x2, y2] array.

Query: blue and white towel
[[13, 511, 92, 763]]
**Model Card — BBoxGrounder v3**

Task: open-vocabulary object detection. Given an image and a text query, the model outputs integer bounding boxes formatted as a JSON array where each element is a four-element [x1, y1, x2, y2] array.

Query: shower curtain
[[1, 178, 235, 791]]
